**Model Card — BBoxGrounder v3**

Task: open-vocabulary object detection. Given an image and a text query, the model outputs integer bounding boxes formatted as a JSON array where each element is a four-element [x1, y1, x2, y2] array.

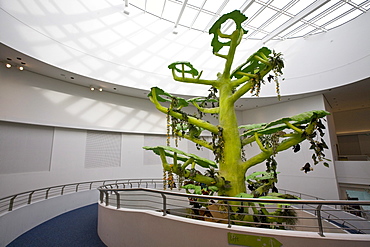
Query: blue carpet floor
[[7, 203, 106, 247]]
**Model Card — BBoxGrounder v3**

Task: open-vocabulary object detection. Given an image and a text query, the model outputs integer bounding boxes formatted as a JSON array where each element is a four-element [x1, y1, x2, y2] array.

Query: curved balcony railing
[[98, 182, 370, 237], [0, 178, 162, 215]]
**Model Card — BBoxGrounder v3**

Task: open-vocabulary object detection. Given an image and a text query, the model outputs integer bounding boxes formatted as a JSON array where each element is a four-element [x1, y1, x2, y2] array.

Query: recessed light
[[17, 57, 22, 60]]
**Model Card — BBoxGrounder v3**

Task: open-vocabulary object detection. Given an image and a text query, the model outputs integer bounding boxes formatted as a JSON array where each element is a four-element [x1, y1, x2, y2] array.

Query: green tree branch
[[174, 130, 214, 150], [191, 101, 220, 114], [171, 69, 216, 86]]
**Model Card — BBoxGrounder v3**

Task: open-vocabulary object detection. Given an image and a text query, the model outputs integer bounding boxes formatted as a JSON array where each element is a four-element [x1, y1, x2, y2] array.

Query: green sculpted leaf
[[143, 145, 217, 168], [148, 87, 189, 108], [148, 87, 172, 102], [209, 10, 248, 53], [168, 61, 199, 77], [182, 184, 202, 194], [231, 47, 272, 79], [246, 171, 280, 181], [240, 110, 330, 136], [289, 110, 330, 123]]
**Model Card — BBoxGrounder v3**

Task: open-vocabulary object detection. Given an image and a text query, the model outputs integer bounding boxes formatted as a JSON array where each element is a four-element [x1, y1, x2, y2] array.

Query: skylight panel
[[145, 0, 167, 17], [187, 0, 206, 8], [179, 5, 200, 27], [130, 0, 146, 10], [278, 21, 304, 38], [203, 0, 226, 13], [249, 31, 268, 39], [350, 0, 367, 5], [363, 1, 370, 9], [161, 0, 182, 22], [248, 8, 277, 28], [243, 3, 264, 22], [270, 0, 295, 9], [191, 11, 214, 31], [222, 0, 246, 14], [314, 3, 352, 26], [287, 0, 316, 15], [263, 15, 290, 32], [324, 9, 363, 29]]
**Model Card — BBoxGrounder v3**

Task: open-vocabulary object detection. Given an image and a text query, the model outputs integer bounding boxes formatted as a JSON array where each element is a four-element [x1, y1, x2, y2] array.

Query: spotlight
[[90, 87, 95, 91], [6, 63, 11, 68], [18, 66, 24, 71], [98, 88, 103, 92]]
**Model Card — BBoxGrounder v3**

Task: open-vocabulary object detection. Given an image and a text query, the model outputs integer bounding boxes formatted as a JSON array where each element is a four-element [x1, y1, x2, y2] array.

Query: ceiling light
[[18, 66, 24, 71], [90, 87, 95, 91], [98, 88, 103, 92], [6, 63, 11, 68]]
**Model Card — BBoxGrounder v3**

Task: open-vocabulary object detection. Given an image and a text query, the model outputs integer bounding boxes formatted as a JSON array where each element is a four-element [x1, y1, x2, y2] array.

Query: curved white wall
[[98, 204, 370, 247], [1, 0, 369, 97]]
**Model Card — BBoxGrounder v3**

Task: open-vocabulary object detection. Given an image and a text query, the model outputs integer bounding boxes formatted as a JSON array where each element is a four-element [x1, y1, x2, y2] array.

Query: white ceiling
[[1, 42, 369, 113], [129, 0, 370, 41], [0, 0, 369, 112]]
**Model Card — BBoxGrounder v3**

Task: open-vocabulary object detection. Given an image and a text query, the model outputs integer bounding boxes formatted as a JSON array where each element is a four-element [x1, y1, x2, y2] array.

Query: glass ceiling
[[128, 0, 369, 41]]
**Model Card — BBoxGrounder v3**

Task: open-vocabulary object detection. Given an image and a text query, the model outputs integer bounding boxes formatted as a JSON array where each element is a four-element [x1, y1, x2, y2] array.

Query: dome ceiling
[[129, 0, 369, 41], [0, 0, 369, 102]]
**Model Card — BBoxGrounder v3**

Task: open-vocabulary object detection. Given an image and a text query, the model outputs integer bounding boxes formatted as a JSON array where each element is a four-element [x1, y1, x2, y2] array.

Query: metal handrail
[[98, 185, 370, 237], [0, 178, 162, 214]]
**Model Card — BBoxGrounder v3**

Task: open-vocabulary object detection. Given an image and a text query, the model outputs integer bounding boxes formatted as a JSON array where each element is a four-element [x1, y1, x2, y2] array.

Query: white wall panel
[[0, 121, 53, 174]]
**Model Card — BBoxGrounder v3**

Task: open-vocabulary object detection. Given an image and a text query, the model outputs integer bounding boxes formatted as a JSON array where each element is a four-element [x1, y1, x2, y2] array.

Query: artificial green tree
[[144, 10, 330, 198]]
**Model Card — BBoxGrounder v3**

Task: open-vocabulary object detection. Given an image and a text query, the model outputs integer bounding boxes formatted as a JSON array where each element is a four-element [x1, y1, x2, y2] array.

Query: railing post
[[104, 191, 109, 206], [99, 190, 105, 203], [28, 191, 35, 204], [316, 205, 325, 237], [227, 201, 231, 228], [45, 188, 51, 199], [76, 184, 79, 192], [114, 191, 120, 209], [161, 193, 167, 216], [61, 185, 66, 195], [9, 195, 17, 211]]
